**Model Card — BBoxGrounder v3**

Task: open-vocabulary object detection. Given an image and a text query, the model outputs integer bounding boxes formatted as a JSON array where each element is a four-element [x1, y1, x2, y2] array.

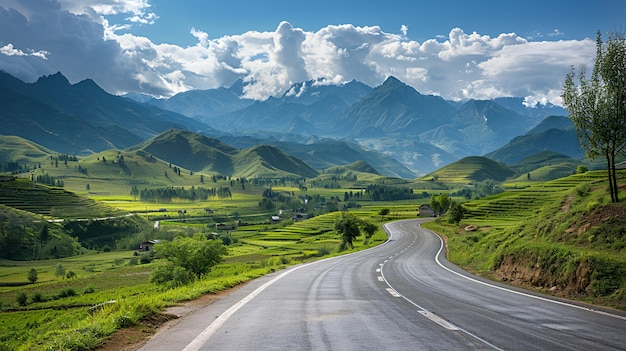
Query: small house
[[292, 213, 308, 221], [271, 215, 280, 222], [139, 240, 161, 252], [419, 204, 435, 217]]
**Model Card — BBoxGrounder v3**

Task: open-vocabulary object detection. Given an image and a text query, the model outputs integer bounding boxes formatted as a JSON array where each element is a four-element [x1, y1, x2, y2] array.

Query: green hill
[[0, 135, 53, 165], [232, 145, 319, 179], [131, 129, 237, 175], [509, 151, 579, 182], [326, 160, 380, 175], [426, 170, 626, 308], [485, 115, 584, 164], [422, 156, 515, 183], [0, 177, 118, 218], [134, 130, 319, 179]]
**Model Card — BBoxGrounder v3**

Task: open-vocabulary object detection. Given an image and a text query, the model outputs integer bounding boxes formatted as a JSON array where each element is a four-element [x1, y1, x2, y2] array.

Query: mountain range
[[1, 70, 574, 177], [0, 70, 209, 155], [140, 75, 568, 174]]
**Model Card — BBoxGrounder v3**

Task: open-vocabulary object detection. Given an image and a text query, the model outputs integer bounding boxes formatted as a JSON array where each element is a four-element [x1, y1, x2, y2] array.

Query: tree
[[153, 234, 227, 282], [430, 193, 451, 216], [362, 222, 378, 239], [335, 214, 361, 249], [27, 268, 38, 284], [16, 292, 28, 306], [54, 263, 66, 279], [562, 31, 626, 203], [447, 202, 465, 224], [378, 208, 390, 222]]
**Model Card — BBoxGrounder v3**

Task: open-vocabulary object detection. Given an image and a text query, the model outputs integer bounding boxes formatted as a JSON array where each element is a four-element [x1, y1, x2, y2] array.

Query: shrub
[[317, 246, 331, 257], [27, 268, 38, 284], [575, 184, 591, 197], [140, 252, 153, 264], [16, 292, 28, 306], [58, 288, 77, 298], [151, 263, 192, 287], [32, 292, 46, 303], [83, 286, 96, 294]]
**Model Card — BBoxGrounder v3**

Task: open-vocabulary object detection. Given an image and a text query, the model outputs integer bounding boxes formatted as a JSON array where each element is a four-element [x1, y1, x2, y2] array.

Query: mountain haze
[[0, 71, 210, 155], [2, 71, 574, 176], [485, 116, 584, 164]]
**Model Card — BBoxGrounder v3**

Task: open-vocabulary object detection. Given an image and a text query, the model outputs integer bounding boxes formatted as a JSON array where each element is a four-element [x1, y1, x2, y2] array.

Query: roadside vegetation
[[426, 169, 626, 309], [0, 154, 432, 350], [2, 132, 626, 350]]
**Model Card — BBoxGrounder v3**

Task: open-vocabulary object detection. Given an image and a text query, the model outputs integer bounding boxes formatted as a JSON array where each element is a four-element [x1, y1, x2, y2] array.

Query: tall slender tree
[[562, 31, 626, 202]]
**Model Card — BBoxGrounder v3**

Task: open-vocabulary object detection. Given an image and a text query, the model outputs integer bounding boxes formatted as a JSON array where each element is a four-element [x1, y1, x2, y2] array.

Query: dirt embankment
[[491, 203, 626, 308]]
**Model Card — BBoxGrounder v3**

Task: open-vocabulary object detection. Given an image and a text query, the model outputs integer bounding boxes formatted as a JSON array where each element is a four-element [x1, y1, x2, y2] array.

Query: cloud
[[0, 1, 596, 105], [0, 43, 49, 59], [400, 25, 408, 36]]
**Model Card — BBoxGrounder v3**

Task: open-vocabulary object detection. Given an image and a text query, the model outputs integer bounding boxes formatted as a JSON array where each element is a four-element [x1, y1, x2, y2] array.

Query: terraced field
[[462, 171, 611, 227], [0, 178, 118, 218]]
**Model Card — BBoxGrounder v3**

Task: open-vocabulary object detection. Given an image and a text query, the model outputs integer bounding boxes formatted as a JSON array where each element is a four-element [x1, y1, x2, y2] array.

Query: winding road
[[139, 219, 626, 350]]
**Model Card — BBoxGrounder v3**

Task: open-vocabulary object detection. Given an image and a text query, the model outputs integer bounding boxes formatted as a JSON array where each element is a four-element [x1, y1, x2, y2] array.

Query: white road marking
[[418, 311, 459, 330], [386, 288, 401, 297], [182, 264, 307, 351], [424, 225, 626, 322]]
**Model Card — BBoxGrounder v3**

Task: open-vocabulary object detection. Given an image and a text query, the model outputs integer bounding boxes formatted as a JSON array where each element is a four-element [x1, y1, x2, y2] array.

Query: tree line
[[364, 184, 430, 201], [135, 186, 232, 203]]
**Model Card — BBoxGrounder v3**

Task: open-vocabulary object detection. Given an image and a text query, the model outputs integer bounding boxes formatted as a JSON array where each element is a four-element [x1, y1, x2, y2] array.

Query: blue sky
[[0, 0, 624, 105], [126, 0, 620, 46]]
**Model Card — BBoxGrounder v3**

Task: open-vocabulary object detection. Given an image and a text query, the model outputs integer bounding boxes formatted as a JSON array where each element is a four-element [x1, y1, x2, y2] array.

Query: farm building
[[292, 213, 308, 221], [139, 240, 161, 252], [419, 204, 435, 217]]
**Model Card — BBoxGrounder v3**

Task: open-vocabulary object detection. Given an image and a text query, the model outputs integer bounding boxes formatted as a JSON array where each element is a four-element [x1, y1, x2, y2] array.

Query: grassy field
[[425, 169, 626, 309], [4, 141, 624, 349], [0, 191, 415, 350]]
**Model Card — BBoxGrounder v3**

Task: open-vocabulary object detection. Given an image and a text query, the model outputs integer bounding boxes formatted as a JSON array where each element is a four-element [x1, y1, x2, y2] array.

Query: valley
[[0, 71, 624, 351]]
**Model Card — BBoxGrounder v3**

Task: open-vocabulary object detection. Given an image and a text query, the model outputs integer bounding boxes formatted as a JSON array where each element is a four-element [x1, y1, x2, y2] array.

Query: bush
[[317, 246, 331, 257], [83, 286, 96, 294], [58, 288, 77, 298], [16, 292, 28, 306], [151, 263, 192, 287], [27, 268, 38, 284], [32, 292, 46, 303], [140, 252, 153, 264]]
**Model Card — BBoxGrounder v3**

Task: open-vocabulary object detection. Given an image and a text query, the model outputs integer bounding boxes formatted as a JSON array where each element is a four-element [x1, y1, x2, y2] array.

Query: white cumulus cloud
[[0, 0, 596, 105]]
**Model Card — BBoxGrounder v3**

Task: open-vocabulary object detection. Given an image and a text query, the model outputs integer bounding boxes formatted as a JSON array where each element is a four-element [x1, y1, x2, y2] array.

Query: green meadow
[[0, 148, 432, 350], [1, 141, 625, 350], [425, 169, 626, 309]]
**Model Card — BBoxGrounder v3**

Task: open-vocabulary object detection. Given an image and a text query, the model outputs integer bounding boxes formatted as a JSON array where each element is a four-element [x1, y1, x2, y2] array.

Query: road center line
[[183, 238, 395, 351], [418, 311, 459, 330]]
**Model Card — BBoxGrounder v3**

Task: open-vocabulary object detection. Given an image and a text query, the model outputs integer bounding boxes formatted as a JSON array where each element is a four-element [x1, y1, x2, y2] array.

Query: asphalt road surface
[[139, 219, 626, 350]]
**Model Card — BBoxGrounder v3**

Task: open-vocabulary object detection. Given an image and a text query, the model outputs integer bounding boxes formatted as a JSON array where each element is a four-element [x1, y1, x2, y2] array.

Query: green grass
[[0, 178, 119, 219], [425, 169, 626, 309], [422, 156, 515, 183], [0, 199, 393, 350], [5, 137, 623, 349]]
